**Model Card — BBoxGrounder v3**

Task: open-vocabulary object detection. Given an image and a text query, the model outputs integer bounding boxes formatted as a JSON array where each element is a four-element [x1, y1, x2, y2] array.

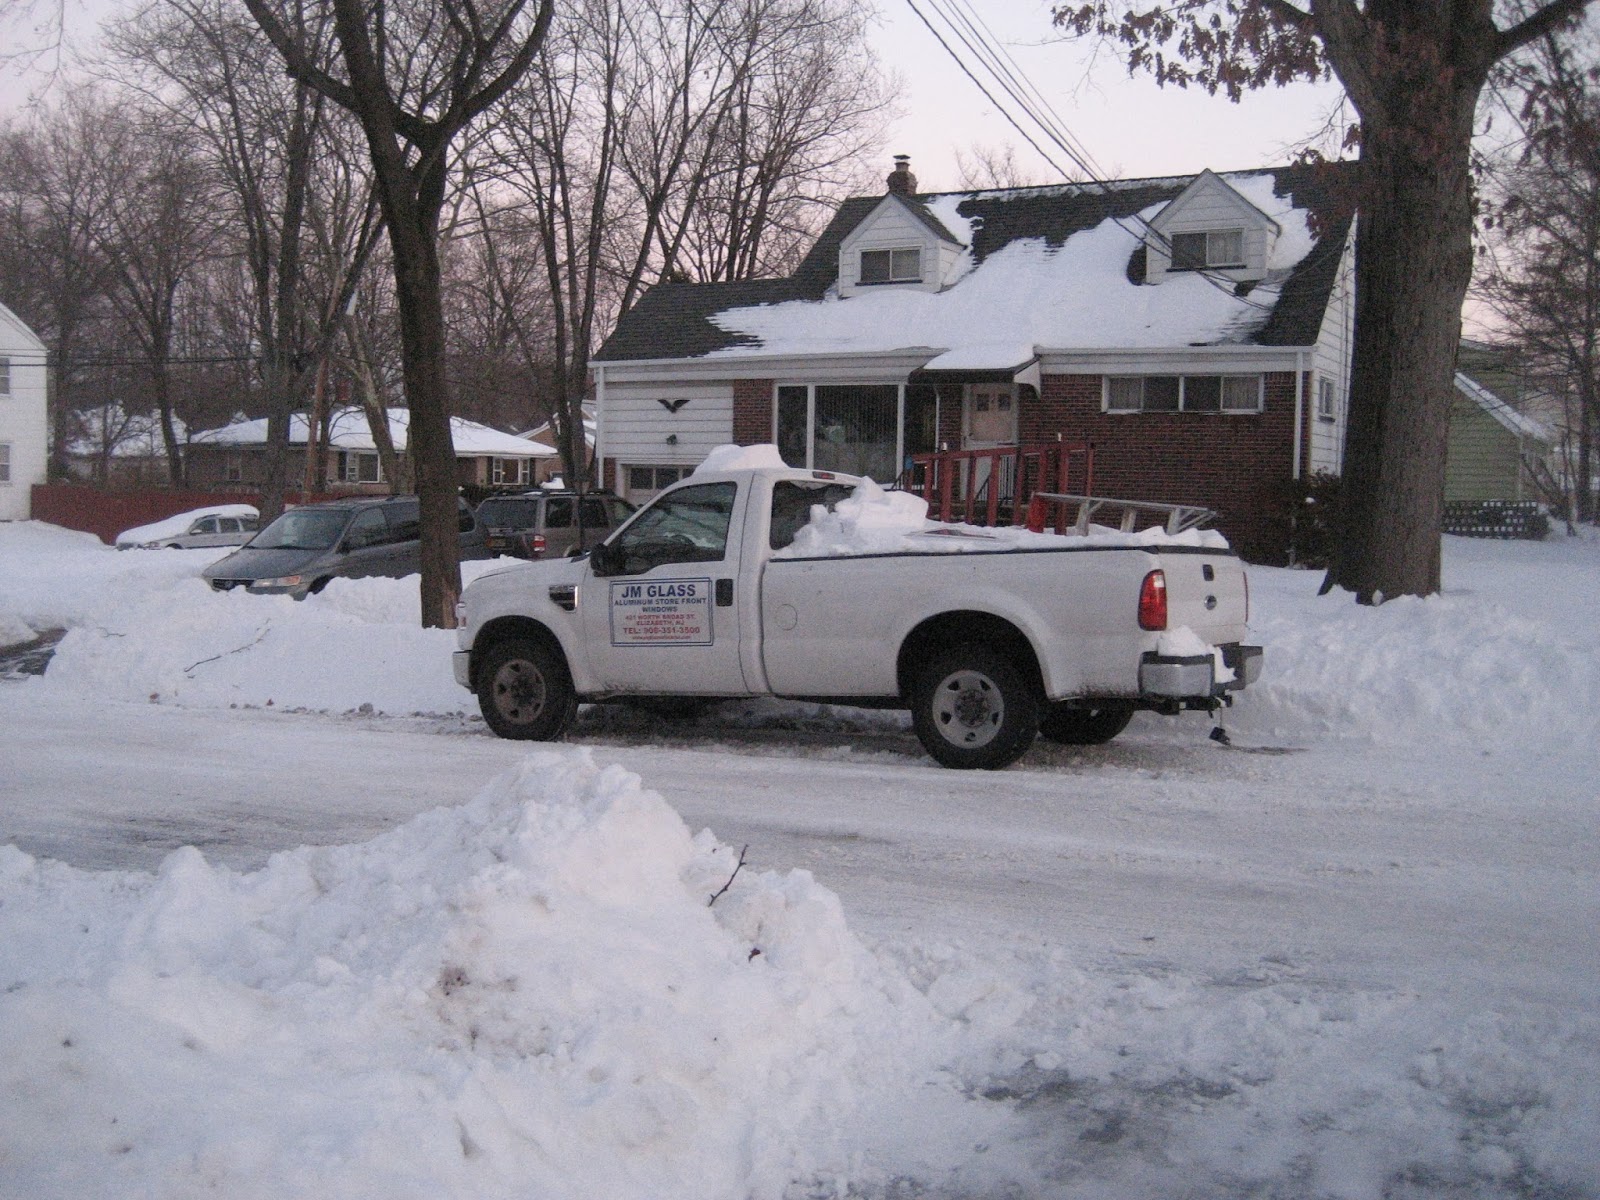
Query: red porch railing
[[904, 443, 1094, 526]]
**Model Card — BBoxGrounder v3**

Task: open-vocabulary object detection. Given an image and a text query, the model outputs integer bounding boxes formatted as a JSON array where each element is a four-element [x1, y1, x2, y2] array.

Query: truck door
[[579, 480, 752, 695]]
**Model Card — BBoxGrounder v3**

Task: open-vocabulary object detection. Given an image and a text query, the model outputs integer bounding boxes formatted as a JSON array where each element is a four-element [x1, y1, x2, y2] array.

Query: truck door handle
[[715, 578, 734, 607]]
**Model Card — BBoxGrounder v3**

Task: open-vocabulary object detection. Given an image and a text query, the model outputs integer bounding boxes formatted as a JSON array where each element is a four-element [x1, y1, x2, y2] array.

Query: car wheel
[[911, 644, 1040, 770], [476, 637, 577, 741], [1037, 703, 1134, 746]]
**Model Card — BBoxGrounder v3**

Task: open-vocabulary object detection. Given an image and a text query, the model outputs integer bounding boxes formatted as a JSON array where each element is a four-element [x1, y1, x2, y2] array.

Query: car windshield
[[248, 508, 350, 550]]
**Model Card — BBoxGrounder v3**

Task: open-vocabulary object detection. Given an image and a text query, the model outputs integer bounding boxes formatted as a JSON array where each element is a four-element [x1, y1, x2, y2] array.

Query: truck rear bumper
[[1139, 643, 1262, 700]]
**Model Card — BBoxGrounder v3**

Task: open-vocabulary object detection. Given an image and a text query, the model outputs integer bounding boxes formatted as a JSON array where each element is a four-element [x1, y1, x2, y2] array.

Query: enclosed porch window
[[774, 384, 940, 483]]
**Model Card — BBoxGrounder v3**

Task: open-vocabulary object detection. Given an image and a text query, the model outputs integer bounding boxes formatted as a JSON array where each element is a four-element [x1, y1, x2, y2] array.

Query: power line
[[901, 0, 1278, 313]]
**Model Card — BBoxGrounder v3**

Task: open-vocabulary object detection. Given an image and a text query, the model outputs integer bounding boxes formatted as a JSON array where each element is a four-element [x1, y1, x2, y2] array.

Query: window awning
[[909, 346, 1041, 391]]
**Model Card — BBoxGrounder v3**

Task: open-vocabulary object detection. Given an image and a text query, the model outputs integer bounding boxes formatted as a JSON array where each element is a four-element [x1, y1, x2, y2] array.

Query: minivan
[[202, 496, 488, 598]]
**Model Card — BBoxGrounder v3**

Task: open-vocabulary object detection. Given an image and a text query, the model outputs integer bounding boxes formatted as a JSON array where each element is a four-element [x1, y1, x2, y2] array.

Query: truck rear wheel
[[912, 644, 1039, 770], [476, 637, 577, 741], [1037, 703, 1134, 746]]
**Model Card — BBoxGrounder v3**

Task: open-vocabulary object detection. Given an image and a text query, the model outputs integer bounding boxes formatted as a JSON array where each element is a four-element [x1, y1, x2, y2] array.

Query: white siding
[[600, 380, 735, 480], [1306, 231, 1355, 476], [0, 302, 48, 521], [1146, 174, 1275, 285], [838, 200, 943, 297]]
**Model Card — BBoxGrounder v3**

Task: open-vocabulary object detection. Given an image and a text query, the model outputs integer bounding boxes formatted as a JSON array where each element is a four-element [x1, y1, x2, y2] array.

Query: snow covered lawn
[[1, 520, 1597, 1199]]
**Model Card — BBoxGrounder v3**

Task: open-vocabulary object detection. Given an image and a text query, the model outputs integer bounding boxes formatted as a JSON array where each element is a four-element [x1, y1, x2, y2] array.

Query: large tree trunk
[[1324, 7, 1491, 603], [386, 197, 462, 630]]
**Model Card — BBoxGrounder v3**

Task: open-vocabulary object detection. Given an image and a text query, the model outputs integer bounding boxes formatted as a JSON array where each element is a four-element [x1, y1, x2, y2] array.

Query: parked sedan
[[201, 495, 488, 598], [116, 505, 260, 550], [474, 489, 635, 559]]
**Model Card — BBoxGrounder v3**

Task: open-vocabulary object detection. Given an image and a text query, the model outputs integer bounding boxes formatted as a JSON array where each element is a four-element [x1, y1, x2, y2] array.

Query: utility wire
[[902, 0, 1278, 313]]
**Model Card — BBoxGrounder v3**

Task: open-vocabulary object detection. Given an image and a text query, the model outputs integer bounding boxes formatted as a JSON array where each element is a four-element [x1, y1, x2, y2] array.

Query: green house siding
[[1445, 394, 1534, 502]]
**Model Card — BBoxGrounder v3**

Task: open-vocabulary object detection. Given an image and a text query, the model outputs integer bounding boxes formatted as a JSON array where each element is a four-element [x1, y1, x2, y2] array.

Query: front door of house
[[962, 384, 1018, 504]]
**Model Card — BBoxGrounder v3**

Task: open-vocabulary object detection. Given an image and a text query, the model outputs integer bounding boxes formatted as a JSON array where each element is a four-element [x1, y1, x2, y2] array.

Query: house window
[[1104, 374, 1263, 414], [491, 457, 529, 485], [224, 452, 243, 483], [340, 451, 383, 483], [859, 247, 921, 284], [0, 357, 10, 395], [1318, 378, 1337, 422], [0, 442, 10, 483], [776, 383, 900, 482], [626, 465, 686, 500], [1169, 229, 1245, 270]]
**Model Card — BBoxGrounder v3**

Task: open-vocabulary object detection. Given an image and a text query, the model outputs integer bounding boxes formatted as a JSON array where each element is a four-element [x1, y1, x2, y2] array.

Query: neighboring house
[[187, 408, 553, 494], [63, 405, 185, 486], [0, 300, 49, 521], [592, 159, 1356, 562], [517, 409, 594, 485], [1447, 371, 1552, 504]]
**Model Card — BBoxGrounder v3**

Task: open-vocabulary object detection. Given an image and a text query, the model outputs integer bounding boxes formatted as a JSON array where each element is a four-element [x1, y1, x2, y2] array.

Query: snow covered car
[[115, 505, 259, 550], [202, 495, 489, 598]]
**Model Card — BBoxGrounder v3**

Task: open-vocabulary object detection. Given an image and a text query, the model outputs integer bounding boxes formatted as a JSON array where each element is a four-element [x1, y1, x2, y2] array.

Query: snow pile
[[114, 504, 258, 548], [693, 442, 788, 473], [1230, 555, 1600, 753], [778, 475, 1227, 557], [0, 748, 962, 1199]]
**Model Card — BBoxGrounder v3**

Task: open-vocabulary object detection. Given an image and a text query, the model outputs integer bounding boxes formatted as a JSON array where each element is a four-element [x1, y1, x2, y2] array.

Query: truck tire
[[912, 644, 1040, 770], [476, 637, 578, 741], [1037, 703, 1134, 746]]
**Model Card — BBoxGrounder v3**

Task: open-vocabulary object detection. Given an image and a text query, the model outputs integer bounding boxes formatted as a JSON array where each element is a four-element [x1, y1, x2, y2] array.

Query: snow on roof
[[1455, 372, 1553, 444], [705, 172, 1318, 361], [66, 407, 187, 458], [192, 408, 552, 457]]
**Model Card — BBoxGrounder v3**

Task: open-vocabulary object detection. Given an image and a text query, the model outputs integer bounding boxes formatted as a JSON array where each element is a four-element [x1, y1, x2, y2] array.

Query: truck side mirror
[[589, 540, 623, 576]]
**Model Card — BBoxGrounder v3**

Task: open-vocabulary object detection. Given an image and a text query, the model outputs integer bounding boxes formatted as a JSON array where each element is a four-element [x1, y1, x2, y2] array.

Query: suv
[[202, 495, 489, 598], [474, 489, 635, 559]]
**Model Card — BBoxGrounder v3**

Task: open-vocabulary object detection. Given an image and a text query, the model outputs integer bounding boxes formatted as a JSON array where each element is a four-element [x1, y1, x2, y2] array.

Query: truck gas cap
[[773, 603, 799, 631]]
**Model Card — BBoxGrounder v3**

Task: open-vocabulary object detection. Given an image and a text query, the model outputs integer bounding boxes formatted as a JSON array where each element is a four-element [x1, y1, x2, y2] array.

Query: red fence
[[30, 485, 343, 545], [906, 443, 1095, 526]]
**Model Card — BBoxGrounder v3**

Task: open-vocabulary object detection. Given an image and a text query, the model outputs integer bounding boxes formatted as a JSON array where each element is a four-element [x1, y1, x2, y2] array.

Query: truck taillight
[[1138, 569, 1167, 631]]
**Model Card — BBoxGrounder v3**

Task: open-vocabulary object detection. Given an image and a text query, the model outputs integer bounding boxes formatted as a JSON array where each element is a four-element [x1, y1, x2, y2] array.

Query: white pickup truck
[[453, 454, 1261, 769]]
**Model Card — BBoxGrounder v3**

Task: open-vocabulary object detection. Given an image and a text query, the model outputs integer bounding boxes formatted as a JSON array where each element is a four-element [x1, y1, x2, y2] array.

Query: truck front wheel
[[476, 638, 577, 741], [912, 644, 1040, 769]]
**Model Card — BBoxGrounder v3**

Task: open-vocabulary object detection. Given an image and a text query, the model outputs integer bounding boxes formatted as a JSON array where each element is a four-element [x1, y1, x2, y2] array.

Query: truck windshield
[[249, 508, 349, 551], [611, 482, 735, 571]]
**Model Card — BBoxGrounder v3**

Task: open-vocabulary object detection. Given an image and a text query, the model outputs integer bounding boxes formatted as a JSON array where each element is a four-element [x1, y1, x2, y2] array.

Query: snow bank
[[1229, 548, 1600, 753], [0, 748, 961, 1199]]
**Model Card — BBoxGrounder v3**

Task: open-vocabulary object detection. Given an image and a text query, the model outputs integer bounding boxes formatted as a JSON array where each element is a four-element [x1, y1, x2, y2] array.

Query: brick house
[[590, 160, 1355, 563], [187, 408, 555, 494]]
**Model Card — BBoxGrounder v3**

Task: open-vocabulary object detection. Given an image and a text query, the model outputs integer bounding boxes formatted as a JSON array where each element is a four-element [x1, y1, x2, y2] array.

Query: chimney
[[886, 154, 917, 196]]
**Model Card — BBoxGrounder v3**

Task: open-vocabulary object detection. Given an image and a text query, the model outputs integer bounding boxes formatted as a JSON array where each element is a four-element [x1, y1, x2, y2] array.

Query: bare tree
[[1055, 0, 1595, 602], [241, 0, 555, 628], [0, 93, 121, 480], [96, 119, 225, 487], [106, 0, 385, 519], [1478, 23, 1600, 522]]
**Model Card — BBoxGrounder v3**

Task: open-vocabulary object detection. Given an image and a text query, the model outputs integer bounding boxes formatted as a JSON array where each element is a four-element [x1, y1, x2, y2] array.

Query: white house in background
[[186, 408, 556, 493], [0, 300, 48, 521]]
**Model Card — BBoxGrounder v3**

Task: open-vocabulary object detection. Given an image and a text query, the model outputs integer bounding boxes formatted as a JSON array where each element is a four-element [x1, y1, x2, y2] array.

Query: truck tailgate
[[1156, 550, 1249, 644]]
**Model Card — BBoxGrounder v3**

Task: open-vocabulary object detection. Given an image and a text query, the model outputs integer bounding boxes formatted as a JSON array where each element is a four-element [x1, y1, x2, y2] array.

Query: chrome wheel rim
[[931, 668, 1003, 749], [490, 658, 547, 725]]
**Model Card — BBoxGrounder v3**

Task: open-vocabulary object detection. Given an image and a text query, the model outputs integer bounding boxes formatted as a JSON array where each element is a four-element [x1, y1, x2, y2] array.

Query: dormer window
[[860, 247, 921, 284], [1170, 229, 1245, 271]]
